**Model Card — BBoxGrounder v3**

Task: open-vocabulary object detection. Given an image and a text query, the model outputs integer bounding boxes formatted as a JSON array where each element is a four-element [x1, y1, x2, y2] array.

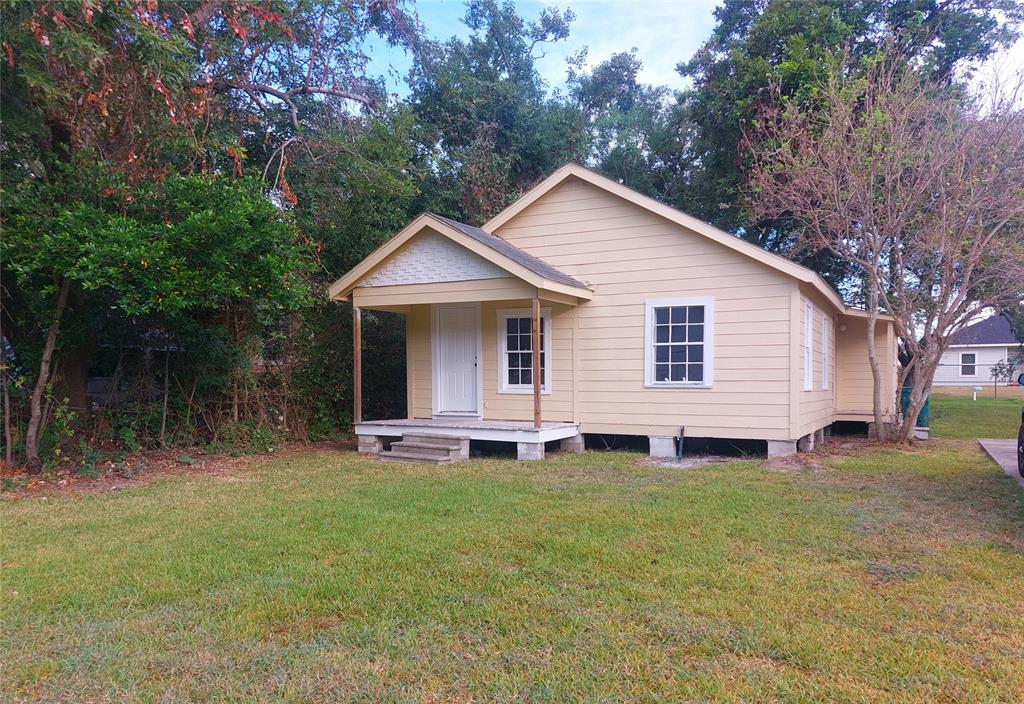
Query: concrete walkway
[[977, 439, 1024, 489]]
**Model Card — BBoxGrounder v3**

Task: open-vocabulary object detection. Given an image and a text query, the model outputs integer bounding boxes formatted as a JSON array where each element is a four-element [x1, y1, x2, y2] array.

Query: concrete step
[[400, 433, 468, 449], [389, 441, 453, 458], [379, 450, 453, 465]]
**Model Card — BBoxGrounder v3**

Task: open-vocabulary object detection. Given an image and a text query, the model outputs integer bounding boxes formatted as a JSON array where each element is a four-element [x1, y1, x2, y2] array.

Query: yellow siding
[[794, 286, 838, 437], [406, 305, 432, 418], [835, 316, 898, 419], [353, 278, 534, 308], [480, 300, 575, 422], [494, 176, 797, 440]]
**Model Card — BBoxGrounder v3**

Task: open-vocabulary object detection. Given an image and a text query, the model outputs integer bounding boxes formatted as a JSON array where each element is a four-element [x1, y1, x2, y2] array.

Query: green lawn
[[2, 445, 1023, 702], [929, 394, 1022, 438]]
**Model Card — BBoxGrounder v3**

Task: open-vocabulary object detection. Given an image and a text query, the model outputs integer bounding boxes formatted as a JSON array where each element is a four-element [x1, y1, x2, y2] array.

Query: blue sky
[[366, 0, 721, 97], [365, 0, 1024, 100]]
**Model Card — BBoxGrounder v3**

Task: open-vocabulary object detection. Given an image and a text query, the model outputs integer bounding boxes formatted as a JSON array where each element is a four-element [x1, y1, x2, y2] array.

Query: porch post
[[353, 305, 362, 425], [532, 296, 541, 429]]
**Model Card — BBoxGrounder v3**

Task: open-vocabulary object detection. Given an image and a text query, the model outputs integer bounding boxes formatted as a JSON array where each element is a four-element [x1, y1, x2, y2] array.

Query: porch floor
[[355, 418, 579, 444]]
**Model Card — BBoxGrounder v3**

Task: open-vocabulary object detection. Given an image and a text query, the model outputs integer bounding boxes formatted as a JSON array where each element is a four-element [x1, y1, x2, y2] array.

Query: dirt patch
[[0, 440, 354, 500], [642, 455, 742, 469]]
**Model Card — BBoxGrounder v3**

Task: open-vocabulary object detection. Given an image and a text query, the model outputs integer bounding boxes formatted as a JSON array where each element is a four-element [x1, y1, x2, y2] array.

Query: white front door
[[434, 303, 480, 416]]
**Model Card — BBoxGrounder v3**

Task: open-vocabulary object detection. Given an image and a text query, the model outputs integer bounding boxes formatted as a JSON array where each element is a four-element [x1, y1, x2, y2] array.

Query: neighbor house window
[[822, 314, 831, 390], [644, 298, 713, 387], [804, 302, 814, 390], [960, 352, 976, 376], [498, 309, 551, 393]]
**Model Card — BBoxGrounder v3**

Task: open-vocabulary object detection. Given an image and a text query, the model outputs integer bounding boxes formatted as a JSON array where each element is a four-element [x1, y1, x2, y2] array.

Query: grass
[[929, 393, 1022, 438], [2, 444, 1023, 702]]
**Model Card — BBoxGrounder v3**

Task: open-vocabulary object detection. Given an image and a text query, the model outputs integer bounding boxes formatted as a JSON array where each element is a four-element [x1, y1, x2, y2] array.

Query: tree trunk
[[895, 361, 935, 443], [864, 282, 887, 441], [2, 351, 11, 467], [160, 347, 170, 448], [25, 278, 72, 473]]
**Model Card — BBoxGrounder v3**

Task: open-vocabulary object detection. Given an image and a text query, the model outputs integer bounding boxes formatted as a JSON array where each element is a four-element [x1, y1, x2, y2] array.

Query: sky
[[365, 0, 1024, 99]]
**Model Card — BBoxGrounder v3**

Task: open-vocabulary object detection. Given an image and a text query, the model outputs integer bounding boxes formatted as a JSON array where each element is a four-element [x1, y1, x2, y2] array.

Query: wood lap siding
[[407, 305, 432, 418], [797, 288, 836, 437], [494, 176, 796, 440], [481, 300, 575, 422], [834, 316, 898, 419]]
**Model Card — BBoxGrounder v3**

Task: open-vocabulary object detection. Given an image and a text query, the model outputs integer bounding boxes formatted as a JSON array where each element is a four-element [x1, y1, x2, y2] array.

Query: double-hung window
[[822, 314, 831, 390], [498, 309, 551, 393], [803, 302, 814, 391], [959, 352, 976, 377], [644, 298, 713, 387]]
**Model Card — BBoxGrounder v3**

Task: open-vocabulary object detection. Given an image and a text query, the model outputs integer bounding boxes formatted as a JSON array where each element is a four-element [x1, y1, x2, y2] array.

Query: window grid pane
[[505, 316, 545, 386], [652, 306, 705, 384]]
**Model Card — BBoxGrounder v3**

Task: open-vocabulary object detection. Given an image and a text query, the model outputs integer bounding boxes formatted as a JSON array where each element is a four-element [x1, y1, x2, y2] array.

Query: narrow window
[[498, 310, 550, 393], [822, 314, 831, 390], [960, 352, 976, 376], [645, 299, 713, 386], [804, 302, 814, 390]]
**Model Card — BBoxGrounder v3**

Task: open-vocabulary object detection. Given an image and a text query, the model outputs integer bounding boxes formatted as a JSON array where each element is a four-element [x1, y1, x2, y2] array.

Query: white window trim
[[644, 297, 714, 388], [822, 313, 831, 390], [804, 301, 814, 391], [497, 308, 552, 394], [959, 352, 977, 377]]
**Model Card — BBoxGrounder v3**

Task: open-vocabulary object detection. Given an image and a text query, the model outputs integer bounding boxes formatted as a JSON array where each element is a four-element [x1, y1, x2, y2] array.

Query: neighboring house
[[933, 314, 1023, 387], [329, 163, 898, 460]]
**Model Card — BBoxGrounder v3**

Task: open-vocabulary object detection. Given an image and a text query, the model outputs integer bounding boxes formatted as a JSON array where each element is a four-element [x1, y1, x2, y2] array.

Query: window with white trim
[[497, 309, 551, 393], [644, 298, 713, 387], [803, 302, 814, 390], [959, 352, 976, 376], [822, 313, 831, 390]]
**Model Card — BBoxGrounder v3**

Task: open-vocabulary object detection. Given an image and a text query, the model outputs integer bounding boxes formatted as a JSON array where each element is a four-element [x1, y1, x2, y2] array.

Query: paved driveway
[[978, 439, 1023, 489]]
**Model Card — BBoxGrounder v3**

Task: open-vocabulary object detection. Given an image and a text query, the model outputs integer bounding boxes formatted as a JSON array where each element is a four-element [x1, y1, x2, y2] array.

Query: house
[[933, 314, 1023, 387], [329, 163, 899, 461]]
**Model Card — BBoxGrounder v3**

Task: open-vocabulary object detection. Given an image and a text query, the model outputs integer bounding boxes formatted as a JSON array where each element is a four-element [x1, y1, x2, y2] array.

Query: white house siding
[[492, 175, 799, 441], [933, 346, 1022, 386]]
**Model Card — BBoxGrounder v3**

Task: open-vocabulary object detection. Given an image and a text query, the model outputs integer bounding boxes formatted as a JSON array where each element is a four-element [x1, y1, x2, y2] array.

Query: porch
[[331, 213, 594, 461], [355, 418, 582, 461]]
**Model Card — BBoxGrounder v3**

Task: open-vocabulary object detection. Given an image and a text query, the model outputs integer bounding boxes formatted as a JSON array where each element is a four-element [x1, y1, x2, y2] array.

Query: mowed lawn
[[2, 443, 1023, 702], [930, 393, 1022, 438]]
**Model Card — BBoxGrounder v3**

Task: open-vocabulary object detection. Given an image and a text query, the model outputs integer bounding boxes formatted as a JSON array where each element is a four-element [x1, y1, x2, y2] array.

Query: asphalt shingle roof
[[950, 313, 1022, 346], [432, 214, 589, 290]]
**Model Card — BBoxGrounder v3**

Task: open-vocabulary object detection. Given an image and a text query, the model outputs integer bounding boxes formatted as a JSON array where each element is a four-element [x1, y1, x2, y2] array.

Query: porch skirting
[[355, 418, 579, 450]]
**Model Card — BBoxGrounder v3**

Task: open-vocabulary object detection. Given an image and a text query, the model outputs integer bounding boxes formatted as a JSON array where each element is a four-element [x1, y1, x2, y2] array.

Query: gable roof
[[950, 313, 1022, 346], [483, 163, 858, 315], [328, 212, 592, 301], [431, 215, 587, 289]]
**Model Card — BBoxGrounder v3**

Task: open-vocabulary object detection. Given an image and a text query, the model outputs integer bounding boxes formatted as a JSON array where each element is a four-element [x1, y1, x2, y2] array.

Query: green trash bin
[[900, 386, 930, 427]]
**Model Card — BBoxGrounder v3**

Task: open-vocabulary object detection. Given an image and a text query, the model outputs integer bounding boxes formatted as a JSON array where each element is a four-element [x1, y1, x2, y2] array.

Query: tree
[[746, 55, 1024, 442], [990, 358, 1018, 398], [408, 0, 583, 222], [2, 164, 312, 470], [674, 0, 1023, 267]]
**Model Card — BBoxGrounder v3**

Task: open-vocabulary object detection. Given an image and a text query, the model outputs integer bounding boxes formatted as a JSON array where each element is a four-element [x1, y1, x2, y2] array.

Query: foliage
[[746, 55, 1024, 441], [672, 0, 1023, 277]]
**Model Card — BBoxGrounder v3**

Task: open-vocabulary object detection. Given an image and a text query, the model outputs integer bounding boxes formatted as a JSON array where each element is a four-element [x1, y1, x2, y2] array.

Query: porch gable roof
[[328, 212, 592, 302]]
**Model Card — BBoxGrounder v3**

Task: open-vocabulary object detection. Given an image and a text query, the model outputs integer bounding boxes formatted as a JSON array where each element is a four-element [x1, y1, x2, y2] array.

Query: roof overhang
[[328, 213, 593, 302], [483, 163, 858, 316]]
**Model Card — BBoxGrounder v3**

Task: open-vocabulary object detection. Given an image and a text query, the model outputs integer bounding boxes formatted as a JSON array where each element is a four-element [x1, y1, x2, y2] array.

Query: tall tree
[[407, 0, 583, 222], [674, 0, 1023, 261], [747, 56, 1024, 441]]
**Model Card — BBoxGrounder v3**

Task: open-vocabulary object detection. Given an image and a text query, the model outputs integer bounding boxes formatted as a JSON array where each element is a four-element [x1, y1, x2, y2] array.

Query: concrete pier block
[[560, 434, 584, 453], [517, 442, 545, 461], [648, 435, 676, 458], [767, 440, 797, 458], [357, 435, 382, 454]]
